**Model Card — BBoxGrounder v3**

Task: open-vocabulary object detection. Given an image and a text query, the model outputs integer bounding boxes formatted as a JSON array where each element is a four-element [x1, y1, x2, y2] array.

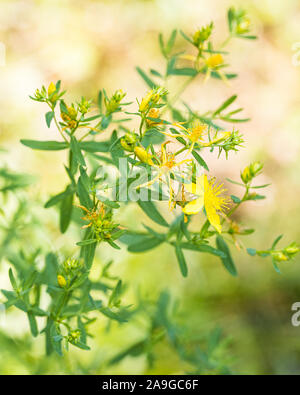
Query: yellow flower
[[204, 54, 229, 84], [188, 122, 207, 143], [182, 174, 230, 233], [206, 54, 224, 68], [57, 275, 67, 288], [136, 142, 191, 208], [146, 108, 162, 127], [159, 122, 231, 153]]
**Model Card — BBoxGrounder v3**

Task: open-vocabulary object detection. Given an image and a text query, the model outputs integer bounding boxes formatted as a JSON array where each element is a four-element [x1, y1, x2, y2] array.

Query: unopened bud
[[57, 275, 67, 288], [134, 146, 153, 165]]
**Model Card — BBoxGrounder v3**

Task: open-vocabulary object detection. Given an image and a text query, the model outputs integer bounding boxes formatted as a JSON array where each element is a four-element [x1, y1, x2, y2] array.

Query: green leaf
[[251, 183, 271, 189], [80, 229, 97, 269], [59, 192, 73, 233], [216, 235, 237, 276], [128, 236, 163, 252], [213, 95, 237, 116], [209, 71, 237, 80], [150, 69, 163, 78], [50, 324, 63, 356], [76, 239, 97, 246], [247, 248, 257, 256], [101, 114, 112, 129], [21, 139, 68, 151], [220, 116, 250, 123], [226, 178, 244, 187], [180, 30, 194, 45], [136, 67, 157, 89], [192, 150, 209, 171], [247, 194, 266, 201], [175, 245, 188, 277], [231, 195, 241, 204], [108, 280, 122, 307], [45, 111, 54, 128], [176, 242, 226, 258], [119, 232, 149, 245], [77, 175, 92, 209], [272, 258, 281, 274], [239, 35, 257, 40], [106, 239, 121, 250], [45, 186, 73, 208], [9, 268, 17, 290], [166, 29, 177, 53], [227, 8, 234, 32], [27, 312, 38, 337], [137, 201, 169, 227], [169, 68, 198, 77], [159, 33, 166, 57], [69, 340, 90, 351], [70, 136, 86, 167], [272, 235, 283, 249], [79, 141, 110, 153]]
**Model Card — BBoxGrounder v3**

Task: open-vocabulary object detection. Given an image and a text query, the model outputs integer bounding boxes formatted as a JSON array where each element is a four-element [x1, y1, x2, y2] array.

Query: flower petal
[[182, 197, 204, 215], [205, 203, 222, 233]]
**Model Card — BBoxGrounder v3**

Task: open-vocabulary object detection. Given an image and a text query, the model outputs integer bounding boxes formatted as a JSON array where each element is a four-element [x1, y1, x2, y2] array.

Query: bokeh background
[[0, 0, 300, 374]]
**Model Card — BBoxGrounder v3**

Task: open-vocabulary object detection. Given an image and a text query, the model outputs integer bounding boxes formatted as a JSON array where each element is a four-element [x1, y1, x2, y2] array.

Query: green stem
[[55, 290, 71, 318], [174, 146, 188, 157], [220, 34, 232, 49], [79, 130, 92, 142], [50, 104, 69, 144]]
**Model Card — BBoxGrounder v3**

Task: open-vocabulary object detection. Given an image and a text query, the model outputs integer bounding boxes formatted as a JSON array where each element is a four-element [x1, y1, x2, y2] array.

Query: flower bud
[[63, 258, 83, 274], [139, 91, 154, 113], [271, 251, 288, 262], [48, 82, 56, 97], [250, 161, 263, 177], [120, 132, 138, 152], [57, 275, 67, 288], [134, 146, 153, 165], [236, 18, 250, 34], [193, 23, 213, 47], [67, 106, 77, 120], [284, 242, 300, 258], [139, 88, 167, 113], [68, 330, 81, 343], [241, 161, 263, 184], [105, 90, 126, 114]]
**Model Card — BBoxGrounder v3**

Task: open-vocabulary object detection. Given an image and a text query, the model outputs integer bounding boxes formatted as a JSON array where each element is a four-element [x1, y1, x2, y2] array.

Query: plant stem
[[51, 106, 69, 143]]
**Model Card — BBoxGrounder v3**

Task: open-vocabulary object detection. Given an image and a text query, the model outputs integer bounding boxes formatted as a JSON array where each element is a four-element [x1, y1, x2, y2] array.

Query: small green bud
[[120, 132, 138, 152], [193, 23, 214, 47], [68, 330, 81, 344], [241, 161, 263, 184]]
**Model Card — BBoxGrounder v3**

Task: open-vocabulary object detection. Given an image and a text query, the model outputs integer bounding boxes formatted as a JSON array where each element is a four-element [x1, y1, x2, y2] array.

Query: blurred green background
[[0, 0, 300, 375]]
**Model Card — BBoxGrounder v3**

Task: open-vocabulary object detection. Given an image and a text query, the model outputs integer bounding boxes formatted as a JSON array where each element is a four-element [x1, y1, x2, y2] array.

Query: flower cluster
[[3, 7, 297, 360]]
